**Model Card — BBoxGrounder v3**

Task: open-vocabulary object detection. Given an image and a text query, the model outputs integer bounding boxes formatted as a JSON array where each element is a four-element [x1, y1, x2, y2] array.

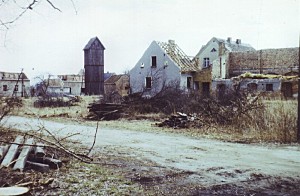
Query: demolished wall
[[228, 47, 299, 77]]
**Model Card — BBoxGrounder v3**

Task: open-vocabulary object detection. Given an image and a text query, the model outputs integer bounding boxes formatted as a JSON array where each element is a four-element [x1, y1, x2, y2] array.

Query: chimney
[[236, 39, 241, 44], [168, 40, 176, 55], [227, 37, 231, 43]]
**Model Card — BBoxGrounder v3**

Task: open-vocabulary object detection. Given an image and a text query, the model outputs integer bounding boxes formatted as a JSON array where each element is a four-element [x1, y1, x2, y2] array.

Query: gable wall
[[129, 41, 181, 97], [195, 39, 220, 69]]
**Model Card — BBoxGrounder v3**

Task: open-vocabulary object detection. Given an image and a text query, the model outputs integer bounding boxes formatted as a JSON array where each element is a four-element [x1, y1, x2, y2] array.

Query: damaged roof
[[0, 71, 29, 80], [215, 37, 255, 52], [157, 41, 199, 72]]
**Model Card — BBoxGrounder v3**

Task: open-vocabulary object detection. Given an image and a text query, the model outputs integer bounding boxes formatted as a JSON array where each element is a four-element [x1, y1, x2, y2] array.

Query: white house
[[194, 37, 255, 79], [129, 40, 199, 97]]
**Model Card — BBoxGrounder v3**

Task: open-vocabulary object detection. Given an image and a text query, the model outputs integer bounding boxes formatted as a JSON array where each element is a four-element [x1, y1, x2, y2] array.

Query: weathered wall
[[195, 38, 220, 69], [228, 47, 299, 77], [84, 38, 105, 95], [0, 80, 30, 97]]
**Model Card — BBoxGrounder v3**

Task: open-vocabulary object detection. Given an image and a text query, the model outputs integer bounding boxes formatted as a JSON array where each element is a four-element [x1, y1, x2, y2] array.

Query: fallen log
[[1, 136, 24, 167], [0, 145, 9, 161], [26, 161, 50, 173], [13, 138, 35, 171]]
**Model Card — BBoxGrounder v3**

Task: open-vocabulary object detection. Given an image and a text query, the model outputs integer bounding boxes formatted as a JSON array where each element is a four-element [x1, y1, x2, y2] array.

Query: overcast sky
[[0, 0, 299, 81]]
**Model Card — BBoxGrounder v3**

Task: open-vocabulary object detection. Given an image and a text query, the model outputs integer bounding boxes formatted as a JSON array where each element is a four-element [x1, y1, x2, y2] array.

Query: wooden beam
[[34, 143, 46, 158], [26, 161, 50, 173], [1, 136, 24, 167], [13, 138, 35, 171], [0, 145, 9, 161]]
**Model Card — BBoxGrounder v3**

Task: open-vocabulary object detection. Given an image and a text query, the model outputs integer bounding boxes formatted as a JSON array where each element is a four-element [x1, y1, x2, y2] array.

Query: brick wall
[[228, 47, 299, 77]]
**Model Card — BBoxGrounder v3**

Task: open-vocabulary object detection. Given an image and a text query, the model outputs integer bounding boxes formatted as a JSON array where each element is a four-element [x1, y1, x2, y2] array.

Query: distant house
[[0, 71, 30, 97], [193, 37, 255, 95], [104, 74, 129, 103], [84, 37, 105, 95], [58, 74, 84, 95], [129, 40, 199, 97], [104, 74, 129, 97]]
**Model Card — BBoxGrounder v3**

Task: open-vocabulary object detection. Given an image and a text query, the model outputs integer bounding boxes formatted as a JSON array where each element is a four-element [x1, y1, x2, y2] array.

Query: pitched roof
[[58, 74, 83, 82], [105, 74, 128, 84], [215, 37, 255, 52], [157, 41, 199, 72], [196, 37, 255, 57], [0, 71, 29, 80], [83, 37, 105, 50]]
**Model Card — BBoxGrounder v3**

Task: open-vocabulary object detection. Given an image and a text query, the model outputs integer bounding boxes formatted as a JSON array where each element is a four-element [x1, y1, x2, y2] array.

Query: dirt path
[[3, 116, 300, 194]]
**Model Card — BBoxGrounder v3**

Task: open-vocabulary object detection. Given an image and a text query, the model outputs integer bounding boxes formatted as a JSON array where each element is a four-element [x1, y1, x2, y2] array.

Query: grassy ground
[[12, 96, 298, 143]]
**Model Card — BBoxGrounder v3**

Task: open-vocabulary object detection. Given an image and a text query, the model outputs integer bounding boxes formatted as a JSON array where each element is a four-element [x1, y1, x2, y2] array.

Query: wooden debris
[[13, 138, 35, 171], [1, 136, 63, 172], [34, 143, 46, 158], [0, 145, 9, 161], [42, 157, 62, 169], [26, 161, 50, 173], [157, 112, 199, 128], [87, 103, 125, 120], [1, 136, 24, 167]]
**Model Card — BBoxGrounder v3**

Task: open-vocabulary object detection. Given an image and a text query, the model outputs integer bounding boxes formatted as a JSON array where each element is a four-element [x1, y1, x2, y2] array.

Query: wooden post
[[1, 136, 24, 167], [13, 138, 35, 171]]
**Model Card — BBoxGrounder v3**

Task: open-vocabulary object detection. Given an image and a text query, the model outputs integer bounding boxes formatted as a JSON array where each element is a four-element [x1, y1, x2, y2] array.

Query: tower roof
[[83, 37, 105, 50]]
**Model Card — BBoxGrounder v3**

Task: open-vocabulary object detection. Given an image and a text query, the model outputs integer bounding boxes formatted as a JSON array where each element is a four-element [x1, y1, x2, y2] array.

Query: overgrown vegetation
[[0, 97, 22, 122], [125, 83, 297, 143]]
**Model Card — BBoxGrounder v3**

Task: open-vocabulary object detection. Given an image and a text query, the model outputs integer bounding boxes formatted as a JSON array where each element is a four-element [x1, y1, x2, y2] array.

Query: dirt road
[[3, 116, 300, 194]]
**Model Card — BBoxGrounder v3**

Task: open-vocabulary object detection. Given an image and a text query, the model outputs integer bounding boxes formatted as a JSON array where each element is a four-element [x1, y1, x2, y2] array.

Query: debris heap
[[0, 136, 62, 173], [157, 112, 199, 128], [87, 103, 125, 120]]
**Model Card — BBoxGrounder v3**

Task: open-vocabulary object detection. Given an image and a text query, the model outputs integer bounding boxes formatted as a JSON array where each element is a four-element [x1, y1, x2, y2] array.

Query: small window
[[247, 83, 258, 92], [151, 56, 157, 68], [211, 48, 217, 52], [14, 85, 18, 91], [187, 77, 192, 89], [3, 85, 7, 91], [203, 58, 210, 68], [145, 77, 152, 89], [266, 84, 273, 91]]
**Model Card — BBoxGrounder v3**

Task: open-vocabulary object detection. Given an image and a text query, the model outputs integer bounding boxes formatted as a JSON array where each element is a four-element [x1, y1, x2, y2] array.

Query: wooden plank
[[13, 138, 35, 171], [1, 136, 24, 167], [42, 157, 62, 169], [26, 161, 50, 173], [34, 143, 46, 158], [0, 145, 9, 161]]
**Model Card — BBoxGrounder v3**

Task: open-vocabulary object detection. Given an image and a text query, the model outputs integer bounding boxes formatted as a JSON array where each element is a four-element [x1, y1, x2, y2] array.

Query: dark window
[[247, 83, 258, 92], [145, 77, 152, 89], [3, 85, 7, 91], [187, 77, 192, 89], [14, 85, 18, 91], [194, 81, 199, 90], [203, 58, 210, 68], [211, 48, 217, 52], [266, 84, 273, 91], [151, 56, 157, 68]]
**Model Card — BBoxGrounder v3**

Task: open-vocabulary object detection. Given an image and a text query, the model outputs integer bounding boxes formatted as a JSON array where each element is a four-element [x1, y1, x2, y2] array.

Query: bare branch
[[46, 0, 61, 12]]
